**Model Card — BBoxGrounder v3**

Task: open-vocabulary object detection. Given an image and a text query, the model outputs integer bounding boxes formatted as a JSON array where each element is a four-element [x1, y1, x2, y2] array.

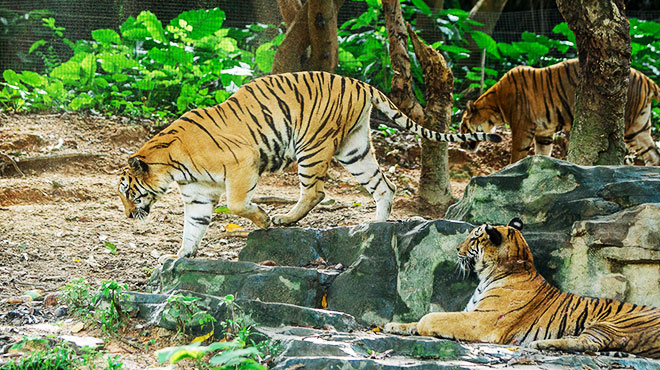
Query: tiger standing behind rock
[[384, 218, 660, 359], [460, 59, 660, 165], [118, 71, 501, 259]]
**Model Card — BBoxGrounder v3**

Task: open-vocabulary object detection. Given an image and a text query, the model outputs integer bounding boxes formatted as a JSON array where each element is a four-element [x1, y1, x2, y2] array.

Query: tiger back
[[385, 218, 660, 359], [460, 59, 660, 165], [118, 71, 501, 259]]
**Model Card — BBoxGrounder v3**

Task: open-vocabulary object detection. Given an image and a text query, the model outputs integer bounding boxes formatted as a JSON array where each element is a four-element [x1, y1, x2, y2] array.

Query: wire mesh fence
[[1, 1, 659, 118]]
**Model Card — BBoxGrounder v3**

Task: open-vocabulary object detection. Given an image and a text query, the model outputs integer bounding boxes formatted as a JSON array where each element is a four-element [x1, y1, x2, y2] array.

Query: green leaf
[[214, 205, 231, 213], [3, 70, 20, 85], [92, 29, 121, 45], [410, 0, 432, 15], [169, 8, 225, 40], [156, 343, 205, 364], [255, 43, 276, 73], [552, 22, 576, 45], [50, 60, 82, 84], [470, 31, 500, 58], [80, 53, 97, 85], [209, 348, 263, 367], [137, 11, 166, 43], [637, 20, 660, 37], [28, 40, 46, 54], [18, 71, 46, 87]]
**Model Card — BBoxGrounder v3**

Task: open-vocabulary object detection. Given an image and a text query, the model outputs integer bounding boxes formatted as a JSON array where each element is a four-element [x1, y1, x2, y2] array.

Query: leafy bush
[[0, 8, 282, 120]]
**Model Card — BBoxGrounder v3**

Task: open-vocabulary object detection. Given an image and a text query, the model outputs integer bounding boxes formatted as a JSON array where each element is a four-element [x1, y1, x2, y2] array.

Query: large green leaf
[[137, 11, 166, 43], [410, 0, 432, 15], [18, 71, 46, 87], [169, 8, 225, 40], [92, 29, 120, 45], [471, 31, 500, 58], [50, 60, 82, 84]]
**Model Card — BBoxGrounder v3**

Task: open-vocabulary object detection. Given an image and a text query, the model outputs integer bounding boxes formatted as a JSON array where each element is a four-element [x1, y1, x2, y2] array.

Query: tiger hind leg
[[529, 336, 602, 353], [336, 140, 395, 222], [271, 152, 332, 226], [530, 321, 623, 354]]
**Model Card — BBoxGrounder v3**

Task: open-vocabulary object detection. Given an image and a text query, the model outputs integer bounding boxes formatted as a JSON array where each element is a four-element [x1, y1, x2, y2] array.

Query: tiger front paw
[[384, 322, 417, 336]]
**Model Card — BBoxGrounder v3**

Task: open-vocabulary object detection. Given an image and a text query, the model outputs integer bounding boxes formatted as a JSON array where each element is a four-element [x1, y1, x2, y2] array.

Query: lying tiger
[[385, 218, 660, 359], [461, 59, 660, 165], [118, 72, 500, 259]]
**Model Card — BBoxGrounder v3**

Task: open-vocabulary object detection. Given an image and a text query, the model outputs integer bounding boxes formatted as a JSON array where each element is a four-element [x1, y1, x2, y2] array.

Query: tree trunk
[[383, 0, 455, 213], [557, 0, 630, 165], [272, 0, 344, 73], [307, 0, 340, 71], [382, 0, 424, 121], [409, 23, 455, 210], [277, 0, 301, 27]]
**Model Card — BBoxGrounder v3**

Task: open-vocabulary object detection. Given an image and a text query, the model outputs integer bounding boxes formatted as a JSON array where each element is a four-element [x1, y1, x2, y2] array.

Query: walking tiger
[[118, 71, 501, 259], [460, 59, 660, 165]]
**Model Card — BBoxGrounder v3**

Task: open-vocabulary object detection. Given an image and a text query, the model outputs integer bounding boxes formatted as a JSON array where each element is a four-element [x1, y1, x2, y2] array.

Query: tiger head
[[459, 100, 505, 151], [457, 218, 534, 277], [117, 157, 162, 220]]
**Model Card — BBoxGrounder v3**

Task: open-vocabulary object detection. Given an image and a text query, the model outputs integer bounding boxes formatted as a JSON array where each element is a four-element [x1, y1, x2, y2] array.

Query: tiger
[[118, 71, 501, 259], [460, 59, 660, 166], [384, 218, 660, 359]]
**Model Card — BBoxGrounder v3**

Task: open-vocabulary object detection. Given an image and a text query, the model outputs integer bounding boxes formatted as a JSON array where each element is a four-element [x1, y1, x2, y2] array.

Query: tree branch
[[382, 0, 424, 121]]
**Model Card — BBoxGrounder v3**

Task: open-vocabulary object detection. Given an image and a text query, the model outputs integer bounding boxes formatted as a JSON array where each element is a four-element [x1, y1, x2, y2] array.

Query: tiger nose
[[128, 212, 134, 219]]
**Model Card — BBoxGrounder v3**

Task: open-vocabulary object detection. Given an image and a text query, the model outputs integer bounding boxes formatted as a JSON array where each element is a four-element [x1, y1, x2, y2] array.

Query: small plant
[[1, 340, 82, 370], [163, 294, 217, 337], [92, 280, 130, 335], [104, 355, 124, 370], [59, 278, 93, 316], [156, 294, 277, 369]]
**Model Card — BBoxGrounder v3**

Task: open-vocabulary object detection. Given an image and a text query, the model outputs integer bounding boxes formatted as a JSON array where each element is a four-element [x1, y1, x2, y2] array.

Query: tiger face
[[117, 158, 158, 220], [460, 100, 504, 151], [457, 218, 527, 276]]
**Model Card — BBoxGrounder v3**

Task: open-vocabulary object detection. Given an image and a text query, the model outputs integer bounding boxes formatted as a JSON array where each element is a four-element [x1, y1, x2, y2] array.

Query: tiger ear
[[129, 157, 149, 175], [485, 224, 502, 245], [508, 217, 524, 231]]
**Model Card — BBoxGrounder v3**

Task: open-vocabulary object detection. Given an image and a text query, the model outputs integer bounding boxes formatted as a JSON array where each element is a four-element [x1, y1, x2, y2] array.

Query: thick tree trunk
[[383, 0, 455, 213], [307, 0, 341, 71], [557, 0, 630, 165], [408, 23, 455, 210], [272, 0, 344, 73], [277, 0, 301, 27]]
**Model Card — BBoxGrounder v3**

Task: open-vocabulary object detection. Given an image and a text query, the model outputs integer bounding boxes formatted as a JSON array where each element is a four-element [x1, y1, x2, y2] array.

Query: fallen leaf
[[192, 330, 214, 343], [224, 223, 243, 232], [7, 297, 25, 305], [321, 293, 328, 308]]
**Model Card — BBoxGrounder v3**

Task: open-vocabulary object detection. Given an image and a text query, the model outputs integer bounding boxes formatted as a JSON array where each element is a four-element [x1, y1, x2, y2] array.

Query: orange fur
[[118, 72, 500, 258], [385, 218, 660, 359], [461, 59, 660, 165]]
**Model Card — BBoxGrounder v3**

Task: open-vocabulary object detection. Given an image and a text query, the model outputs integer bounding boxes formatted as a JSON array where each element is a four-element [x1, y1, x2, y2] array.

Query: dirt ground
[[0, 112, 515, 368]]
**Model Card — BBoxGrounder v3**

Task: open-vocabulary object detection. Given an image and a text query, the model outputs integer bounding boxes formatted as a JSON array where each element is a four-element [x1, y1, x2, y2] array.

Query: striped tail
[[371, 90, 502, 143]]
